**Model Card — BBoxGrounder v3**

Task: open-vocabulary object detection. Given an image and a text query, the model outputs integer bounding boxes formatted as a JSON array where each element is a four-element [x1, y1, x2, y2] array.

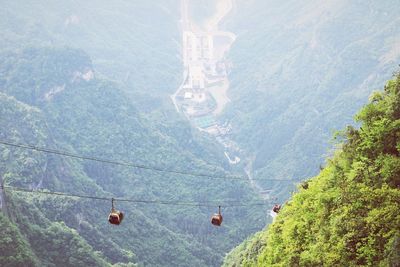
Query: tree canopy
[[223, 73, 400, 266]]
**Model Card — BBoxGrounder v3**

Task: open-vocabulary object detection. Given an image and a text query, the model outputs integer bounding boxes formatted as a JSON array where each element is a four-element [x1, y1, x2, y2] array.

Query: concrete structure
[[182, 29, 215, 90], [183, 31, 214, 66], [184, 92, 193, 99], [189, 65, 205, 89], [174, 0, 236, 130]]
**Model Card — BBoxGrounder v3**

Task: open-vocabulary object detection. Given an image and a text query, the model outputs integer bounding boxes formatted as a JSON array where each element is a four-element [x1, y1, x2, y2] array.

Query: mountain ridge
[[223, 72, 400, 266]]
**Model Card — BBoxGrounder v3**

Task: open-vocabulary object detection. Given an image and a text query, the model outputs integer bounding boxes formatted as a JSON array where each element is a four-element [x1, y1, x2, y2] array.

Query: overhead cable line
[[0, 140, 295, 182], [0, 185, 268, 208]]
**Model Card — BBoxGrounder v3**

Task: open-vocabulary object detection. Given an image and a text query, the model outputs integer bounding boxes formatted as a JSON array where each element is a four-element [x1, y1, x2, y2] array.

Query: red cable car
[[108, 198, 124, 225], [272, 204, 281, 213], [211, 206, 223, 226]]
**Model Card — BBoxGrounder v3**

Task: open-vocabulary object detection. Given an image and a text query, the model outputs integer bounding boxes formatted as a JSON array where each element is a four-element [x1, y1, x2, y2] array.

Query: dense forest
[[0, 47, 268, 267], [0, 1, 267, 266], [1, 0, 399, 266], [223, 73, 400, 266]]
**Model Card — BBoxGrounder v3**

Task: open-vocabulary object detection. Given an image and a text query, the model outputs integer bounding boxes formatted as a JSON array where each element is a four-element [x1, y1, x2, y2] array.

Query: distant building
[[189, 65, 205, 89], [184, 92, 193, 99], [183, 64, 206, 89], [182, 31, 214, 90], [183, 31, 198, 64], [183, 31, 214, 66]]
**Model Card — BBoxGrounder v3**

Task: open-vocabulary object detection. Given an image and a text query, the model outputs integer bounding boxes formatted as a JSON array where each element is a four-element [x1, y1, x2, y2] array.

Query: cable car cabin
[[211, 213, 223, 226], [211, 206, 223, 226], [301, 181, 309, 190], [109, 210, 124, 225], [272, 204, 281, 213]]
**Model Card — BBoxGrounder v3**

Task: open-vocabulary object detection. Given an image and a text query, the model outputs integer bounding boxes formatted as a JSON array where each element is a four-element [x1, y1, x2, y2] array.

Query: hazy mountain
[[222, 0, 400, 196], [0, 1, 266, 266], [0, 0, 399, 266]]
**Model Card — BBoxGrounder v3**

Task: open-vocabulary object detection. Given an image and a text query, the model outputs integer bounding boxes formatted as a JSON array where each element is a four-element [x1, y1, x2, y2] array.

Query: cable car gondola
[[108, 198, 124, 225], [211, 206, 223, 226], [272, 204, 281, 213], [301, 181, 309, 190]]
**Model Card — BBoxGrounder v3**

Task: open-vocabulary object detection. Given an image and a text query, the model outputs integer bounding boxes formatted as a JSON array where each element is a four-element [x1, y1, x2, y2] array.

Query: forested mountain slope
[[0, 1, 267, 266], [0, 47, 266, 267], [1, 1, 399, 266], [223, 73, 400, 266], [222, 0, 400, 193]]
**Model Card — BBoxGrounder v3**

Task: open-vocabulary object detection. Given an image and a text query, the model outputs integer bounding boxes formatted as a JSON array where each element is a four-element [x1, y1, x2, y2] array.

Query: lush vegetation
[[223, 74, 400, 266], [0, 1, 268, 265], [0, 45, 266, 266], [1, 1, 399, 266], [0, 213, 39, 267]]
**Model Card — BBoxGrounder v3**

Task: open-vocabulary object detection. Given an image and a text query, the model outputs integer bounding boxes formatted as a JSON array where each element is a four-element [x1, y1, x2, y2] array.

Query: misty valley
[[0, 1, 399, 266]]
